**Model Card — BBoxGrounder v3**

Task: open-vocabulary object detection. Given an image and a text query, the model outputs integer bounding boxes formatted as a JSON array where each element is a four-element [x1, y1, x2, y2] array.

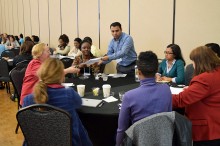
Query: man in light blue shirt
[[100, 22, 137, 75]]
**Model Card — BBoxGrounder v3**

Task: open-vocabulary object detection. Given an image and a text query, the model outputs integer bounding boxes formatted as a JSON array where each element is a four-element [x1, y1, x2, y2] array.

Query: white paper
[[82, 98, 103, 107], [7, 59, 13, 62], [83, 58, 101, 65], [61, 83, 74, 87], [102, 96, 118, 103], [108, 74, 127, 78], [59, 55, 75, 60], [170, 87, 184, 94]]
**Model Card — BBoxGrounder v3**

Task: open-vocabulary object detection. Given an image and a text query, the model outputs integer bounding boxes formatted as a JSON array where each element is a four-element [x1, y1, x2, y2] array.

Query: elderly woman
[[172, 46, 220, 146], [53, 34, 70, 56], [72, 39, 100, 75], [156, 44, 185, 84], [20, 43, 79, 105]]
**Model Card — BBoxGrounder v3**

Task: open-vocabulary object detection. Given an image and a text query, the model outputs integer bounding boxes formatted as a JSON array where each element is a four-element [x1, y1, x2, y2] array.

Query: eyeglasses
[[164, 51, 173, 55]]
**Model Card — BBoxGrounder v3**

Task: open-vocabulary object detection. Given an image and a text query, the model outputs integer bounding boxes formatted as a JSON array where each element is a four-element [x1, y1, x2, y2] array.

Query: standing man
[[100, 22, 137, 75]]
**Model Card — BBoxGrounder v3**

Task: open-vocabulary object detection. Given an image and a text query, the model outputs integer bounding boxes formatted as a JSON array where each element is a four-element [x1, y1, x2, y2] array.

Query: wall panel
[[131, 0, 173, 60], [100, 0, 129, 73], [3, 0, 9, 34], [30, 0, 40, 37], [62, 0, 77, 47], [17, 0, 25, 35], [23, 0, 32, 36], [12, 0, 19, 35], [0, 0, 3, 32], [175, 0, 220, 65], [78, 0, 99, 48], [49, 0, 61, 48], [38, 0, 49, 45]]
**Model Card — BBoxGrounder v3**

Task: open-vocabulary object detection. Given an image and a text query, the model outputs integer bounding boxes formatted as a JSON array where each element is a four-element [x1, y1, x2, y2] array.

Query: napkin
[[103, 96, 118, 103], [61, 83, 74, 87]]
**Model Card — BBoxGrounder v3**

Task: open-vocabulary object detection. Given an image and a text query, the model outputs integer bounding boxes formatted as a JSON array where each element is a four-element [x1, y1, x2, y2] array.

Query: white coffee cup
[[102, 84, 111, 98], [77, 84, 85, 97]]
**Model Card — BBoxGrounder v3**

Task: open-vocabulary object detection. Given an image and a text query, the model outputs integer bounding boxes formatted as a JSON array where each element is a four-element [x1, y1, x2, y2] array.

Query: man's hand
[[101, 56, 109, 61]]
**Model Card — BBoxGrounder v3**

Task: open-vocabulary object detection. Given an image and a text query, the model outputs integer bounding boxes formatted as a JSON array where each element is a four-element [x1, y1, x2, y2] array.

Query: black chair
[[61, 58, 74, 78], [1, 50, 15, 59], [0, 59, 11, 93], [122, 112, 192, 146], [11, 48, 20, 56], [185, 64, 194, 86], [10, 60, 29, 133], [99, 63, 106, 73], [15, 60, 30, 69], [16, 104, 72, 146]]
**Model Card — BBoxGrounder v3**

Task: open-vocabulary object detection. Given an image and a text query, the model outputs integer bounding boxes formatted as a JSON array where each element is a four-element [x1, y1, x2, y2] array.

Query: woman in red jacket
[[172, 46, 220, 146]]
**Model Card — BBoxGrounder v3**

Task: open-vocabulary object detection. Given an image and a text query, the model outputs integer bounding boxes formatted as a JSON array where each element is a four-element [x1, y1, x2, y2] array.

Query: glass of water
[[118, 91, 125, 102]]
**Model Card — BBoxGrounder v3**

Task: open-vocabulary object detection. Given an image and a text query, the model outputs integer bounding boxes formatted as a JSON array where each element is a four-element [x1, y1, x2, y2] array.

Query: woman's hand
[[161, 76, 172, 82], [64, 66, 80, 74]]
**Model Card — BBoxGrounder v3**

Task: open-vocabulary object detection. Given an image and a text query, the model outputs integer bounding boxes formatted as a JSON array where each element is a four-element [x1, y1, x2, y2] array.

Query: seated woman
[[116, 51, 172, 145], [13, 41, 35, 66], [5, 35, 20, 50], [156, 44, 185, 84], [20, 43, 79, 105], [53, 34, 70, 56], [68, 37, 82, 57], [172, 46, 220, 146], [72, 39, 100, 75], [23, 58, 92, 146]]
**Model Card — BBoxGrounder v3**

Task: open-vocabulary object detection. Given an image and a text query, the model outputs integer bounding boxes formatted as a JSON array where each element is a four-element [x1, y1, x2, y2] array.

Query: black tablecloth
[[65, 75, 139, 146]]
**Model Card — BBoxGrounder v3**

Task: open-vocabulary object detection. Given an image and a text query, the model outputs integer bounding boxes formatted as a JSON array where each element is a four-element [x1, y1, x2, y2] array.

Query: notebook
[[82, 98, 103, 107]]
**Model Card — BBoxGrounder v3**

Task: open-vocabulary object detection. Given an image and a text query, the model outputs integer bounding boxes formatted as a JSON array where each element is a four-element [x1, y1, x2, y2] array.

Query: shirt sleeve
[[55, 46, 70, 55], [174, 60, 185, 84], [116, 94, 131, 145], [108, 36, 134, 61], [172, 75, 210, 108]]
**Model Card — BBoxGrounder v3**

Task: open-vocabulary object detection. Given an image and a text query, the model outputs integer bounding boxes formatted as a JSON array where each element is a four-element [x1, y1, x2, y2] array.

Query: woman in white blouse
[[68, 37, 82, 57], [53, 34, 70, 56]]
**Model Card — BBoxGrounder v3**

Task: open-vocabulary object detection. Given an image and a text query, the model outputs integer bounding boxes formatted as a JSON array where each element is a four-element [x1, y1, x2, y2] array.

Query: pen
[[98, 101, 105, 107]]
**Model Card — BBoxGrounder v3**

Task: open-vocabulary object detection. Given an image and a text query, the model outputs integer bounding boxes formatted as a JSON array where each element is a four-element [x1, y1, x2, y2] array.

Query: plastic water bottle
[[135, 65, 139, 82]]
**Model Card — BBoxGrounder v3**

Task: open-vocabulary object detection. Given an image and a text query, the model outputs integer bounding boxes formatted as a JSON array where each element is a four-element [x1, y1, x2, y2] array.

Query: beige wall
[[0, 0, 220, 73], [175, 0, 220, 65]]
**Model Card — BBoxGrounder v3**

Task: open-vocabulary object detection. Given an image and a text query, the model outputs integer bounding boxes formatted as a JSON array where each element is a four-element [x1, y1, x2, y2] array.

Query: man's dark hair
[[137, 51, 158, 77], [59, 34, 69, 44], [20, 33, 23, 38], [32, 35, 40, 43], [205, 43, 220, 58], [110, 22, 122, 29]]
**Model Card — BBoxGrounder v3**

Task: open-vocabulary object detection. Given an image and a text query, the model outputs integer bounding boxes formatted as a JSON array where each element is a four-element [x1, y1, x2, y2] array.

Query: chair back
[[15, 60, 30, 69], [60, 57, 73, 69], [185, 64, 194, 86], [123, 112, 192, 146], [11, 48, 20, 56], [0, 59, 10, 78], [17, 104, 72, 146], [1, 50, 15, 59], [99, 63, 106, 73]]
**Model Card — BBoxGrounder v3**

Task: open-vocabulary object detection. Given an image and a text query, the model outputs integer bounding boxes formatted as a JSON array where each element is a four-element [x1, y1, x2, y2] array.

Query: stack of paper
[[82, 98, 103, 107], [170, 87, 184, 94], [102, 96, 118, 102]]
